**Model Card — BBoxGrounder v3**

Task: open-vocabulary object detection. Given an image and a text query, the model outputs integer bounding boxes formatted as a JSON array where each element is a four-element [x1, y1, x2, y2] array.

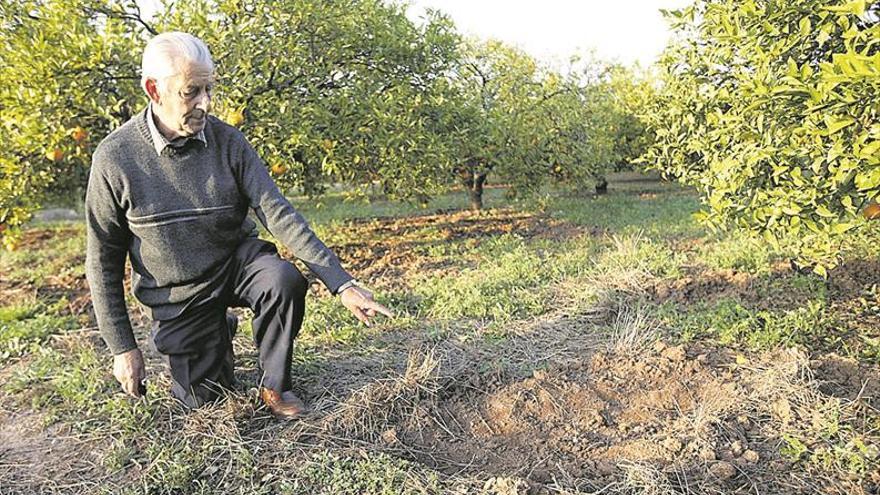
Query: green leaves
[[0, 0, 146, 247], [0, 0, 650, 235], [160, 0, 461, 202], [822, 0, 867, 15], [824, 115, 856, 135], [642, 0, 880, 269]]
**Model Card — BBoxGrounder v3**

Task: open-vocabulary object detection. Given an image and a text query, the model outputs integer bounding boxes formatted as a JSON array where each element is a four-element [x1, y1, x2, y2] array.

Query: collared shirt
[[146, 103, 207, 156]]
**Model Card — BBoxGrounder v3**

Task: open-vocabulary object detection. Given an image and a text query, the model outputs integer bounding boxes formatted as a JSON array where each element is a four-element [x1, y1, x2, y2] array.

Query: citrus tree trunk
[[469, 172, 487, 210]]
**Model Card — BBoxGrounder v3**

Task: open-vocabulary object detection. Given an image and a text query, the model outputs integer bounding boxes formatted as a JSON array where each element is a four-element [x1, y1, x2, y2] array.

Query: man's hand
[[340, 285, 394, 327], [113, 348, 146, 397]]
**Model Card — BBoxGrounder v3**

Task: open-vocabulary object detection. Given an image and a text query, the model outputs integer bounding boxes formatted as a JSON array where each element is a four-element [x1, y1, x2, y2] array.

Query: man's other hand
[[340, 286, 394, 327], [113, 348, 146, 397]]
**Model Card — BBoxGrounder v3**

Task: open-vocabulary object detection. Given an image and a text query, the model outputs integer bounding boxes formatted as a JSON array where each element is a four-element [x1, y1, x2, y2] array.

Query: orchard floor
[[1, 174, 878, 494]]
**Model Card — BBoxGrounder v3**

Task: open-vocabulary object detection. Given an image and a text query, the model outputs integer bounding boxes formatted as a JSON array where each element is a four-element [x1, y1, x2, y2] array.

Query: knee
[[273, 263, 308, 301]]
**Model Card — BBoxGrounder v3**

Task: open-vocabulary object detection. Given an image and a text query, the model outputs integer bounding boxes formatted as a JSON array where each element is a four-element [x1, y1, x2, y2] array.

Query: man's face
[[151, 61, 215, 138]]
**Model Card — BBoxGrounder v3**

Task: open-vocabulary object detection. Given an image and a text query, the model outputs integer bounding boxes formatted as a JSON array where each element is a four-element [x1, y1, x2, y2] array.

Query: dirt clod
[[661, 345, 686, 362], [698, 447, 717, 461], [730, 440, 743, 456], [742, 449, 760, 463], [709, 461, 737, 480]]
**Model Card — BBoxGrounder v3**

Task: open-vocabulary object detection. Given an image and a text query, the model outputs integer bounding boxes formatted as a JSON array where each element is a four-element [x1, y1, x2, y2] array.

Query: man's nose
[[195, 90, 211, 112]]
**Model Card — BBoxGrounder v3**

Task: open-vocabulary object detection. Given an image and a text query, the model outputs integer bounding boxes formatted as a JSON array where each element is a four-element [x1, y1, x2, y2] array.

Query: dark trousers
[[150, 238, 307, 408]]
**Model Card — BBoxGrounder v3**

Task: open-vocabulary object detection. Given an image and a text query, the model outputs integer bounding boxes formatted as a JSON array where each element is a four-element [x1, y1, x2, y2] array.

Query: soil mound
[[360, 342, 880, 494]]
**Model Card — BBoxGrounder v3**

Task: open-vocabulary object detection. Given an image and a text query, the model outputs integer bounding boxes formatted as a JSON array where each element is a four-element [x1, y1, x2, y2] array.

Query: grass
[[2, 173, 879, 494], [284, 450, 446, 495], [0, 299, 81, 364], [656, 297, 840, 350]]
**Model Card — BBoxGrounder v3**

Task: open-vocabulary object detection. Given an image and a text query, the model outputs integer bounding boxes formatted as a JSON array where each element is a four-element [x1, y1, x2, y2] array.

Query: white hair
[[141, 32, 214, 88]]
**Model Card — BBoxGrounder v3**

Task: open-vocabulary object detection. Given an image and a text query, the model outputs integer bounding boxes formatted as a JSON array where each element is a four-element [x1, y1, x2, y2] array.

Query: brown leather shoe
[[260, 387, 310, 420]]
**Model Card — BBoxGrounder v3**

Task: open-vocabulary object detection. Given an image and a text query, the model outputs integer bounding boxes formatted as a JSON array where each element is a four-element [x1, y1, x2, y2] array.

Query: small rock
[[730, 440, 744, 456], [661, 345, 686, 362], [709, 461, 737, 480], [698, 447, 717, 461], [742, 450, 760, 463]]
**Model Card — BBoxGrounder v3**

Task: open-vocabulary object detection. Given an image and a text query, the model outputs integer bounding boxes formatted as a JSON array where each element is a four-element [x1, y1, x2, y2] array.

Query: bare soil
[[286, 208, 590, 293], [334, 339, 880, 494]]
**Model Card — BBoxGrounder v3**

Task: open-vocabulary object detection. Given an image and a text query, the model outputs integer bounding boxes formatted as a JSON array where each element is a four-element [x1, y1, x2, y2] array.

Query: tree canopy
[[0, 0, 147, 249], [641, 0, 880, 271], [0, 0, 648, 247]]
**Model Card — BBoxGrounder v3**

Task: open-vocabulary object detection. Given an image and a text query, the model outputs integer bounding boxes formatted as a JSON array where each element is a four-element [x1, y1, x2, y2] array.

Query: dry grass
[[617, 461, 679, 495], [322, 347, 447, 440], [605, 303, 661, 354]]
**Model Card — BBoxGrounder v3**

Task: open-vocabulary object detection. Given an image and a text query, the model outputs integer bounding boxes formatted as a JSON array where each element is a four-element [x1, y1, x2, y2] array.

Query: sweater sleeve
[[237, 138, 353, 293], [85, 161, 137, 354]]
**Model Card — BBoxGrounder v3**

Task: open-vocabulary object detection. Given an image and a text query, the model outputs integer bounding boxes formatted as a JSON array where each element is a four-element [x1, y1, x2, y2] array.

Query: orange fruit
[[45, 148, 64, 162], [271, 163, 288, 175], [864, 202, 880, 220], [227, 110, 245, 127], [71, 126, 88, 143]]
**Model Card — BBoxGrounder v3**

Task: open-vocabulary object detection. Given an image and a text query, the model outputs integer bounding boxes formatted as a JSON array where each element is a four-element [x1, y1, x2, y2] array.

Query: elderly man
[[85, 32, 391, 418]]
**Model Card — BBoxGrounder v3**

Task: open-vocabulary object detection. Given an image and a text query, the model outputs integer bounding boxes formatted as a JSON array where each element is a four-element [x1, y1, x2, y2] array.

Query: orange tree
[[0, 0, 148, 248], [642, 0, 880, 273], [604, 64, 654, 173], [451, 41, 621, 209], [158, 0, 461, 202]]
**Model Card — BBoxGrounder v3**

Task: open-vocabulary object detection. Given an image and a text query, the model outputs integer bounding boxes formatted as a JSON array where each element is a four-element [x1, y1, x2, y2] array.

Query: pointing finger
[[368, 300, 394, 318]]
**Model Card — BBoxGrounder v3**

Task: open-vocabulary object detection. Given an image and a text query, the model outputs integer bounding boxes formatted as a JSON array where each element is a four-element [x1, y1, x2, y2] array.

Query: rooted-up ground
[[1, 175, 878, 494]]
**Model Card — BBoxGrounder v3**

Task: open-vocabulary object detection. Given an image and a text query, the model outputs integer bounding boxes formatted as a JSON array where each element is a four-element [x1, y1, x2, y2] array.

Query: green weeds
[[0, 298, 80, 363], [282, 450, 444, 495]]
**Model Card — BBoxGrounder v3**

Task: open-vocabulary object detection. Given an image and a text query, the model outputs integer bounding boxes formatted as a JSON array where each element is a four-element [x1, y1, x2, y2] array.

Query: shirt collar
[[146, 103, 207, 156]]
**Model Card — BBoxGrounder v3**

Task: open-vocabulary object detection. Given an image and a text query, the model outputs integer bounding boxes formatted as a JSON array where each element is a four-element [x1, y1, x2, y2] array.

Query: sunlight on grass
[[284, 450, 445, 495], [696, 231, 778, 274], [4, 175, 880, 493], [547, 188, 702, 238], [0, 299, 80, 363], [414, 235, 551, 323]]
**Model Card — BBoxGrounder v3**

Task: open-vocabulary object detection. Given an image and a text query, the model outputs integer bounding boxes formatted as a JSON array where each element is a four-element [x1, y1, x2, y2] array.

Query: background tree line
[[0, 0, 649, 249], [8, 0, 873, 273]]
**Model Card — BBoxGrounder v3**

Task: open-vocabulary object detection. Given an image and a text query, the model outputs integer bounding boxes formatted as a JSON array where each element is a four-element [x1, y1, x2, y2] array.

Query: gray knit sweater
[[85, 109, 352, 354]]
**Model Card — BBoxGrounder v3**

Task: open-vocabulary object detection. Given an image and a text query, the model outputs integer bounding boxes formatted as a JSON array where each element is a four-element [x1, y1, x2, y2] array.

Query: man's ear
[[143, 78, 161, 104]]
